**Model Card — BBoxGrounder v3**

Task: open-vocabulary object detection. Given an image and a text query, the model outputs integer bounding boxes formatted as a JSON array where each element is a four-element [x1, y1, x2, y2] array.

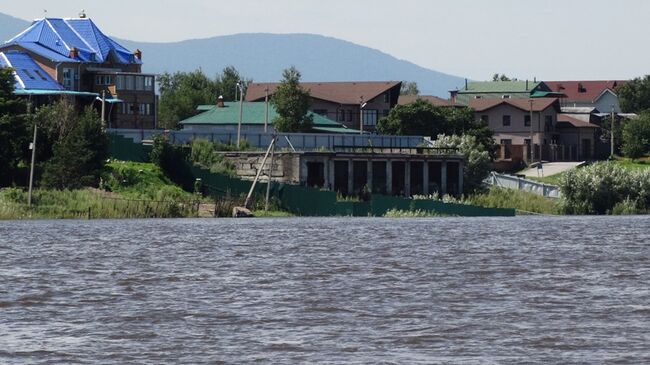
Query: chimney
[[133, 49, 142, 60], [526, 79, 529, 90], [534, 76, 537, 83], [69, 47, 78, 59], [216, 95, 224, 108], [450, 90, 458, 104], [464, 78, 468, 90]]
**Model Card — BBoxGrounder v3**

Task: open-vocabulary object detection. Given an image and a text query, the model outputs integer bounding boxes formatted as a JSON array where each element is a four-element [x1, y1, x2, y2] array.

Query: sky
[[2, 0, 648, 81]]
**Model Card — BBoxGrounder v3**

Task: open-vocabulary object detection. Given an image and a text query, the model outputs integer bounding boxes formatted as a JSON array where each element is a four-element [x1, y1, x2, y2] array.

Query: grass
[[610, 157, 650, 170], [468, 186, 560, 215], [102, 160, 196, 201], [251, 210, 294, 217], [383, 208, 444, 218]]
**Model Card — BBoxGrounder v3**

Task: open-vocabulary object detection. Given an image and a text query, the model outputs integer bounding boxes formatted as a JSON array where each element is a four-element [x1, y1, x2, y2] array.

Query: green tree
[[621, 113, 650, 159], [492, 74, 517, 81], [400, 81, 419, 95], [217, 66, 250, 102], [618, 75, 650, 113], [0, 67, 29, 186], [271, 66, 313, 132], [41, 107, 108, 189]]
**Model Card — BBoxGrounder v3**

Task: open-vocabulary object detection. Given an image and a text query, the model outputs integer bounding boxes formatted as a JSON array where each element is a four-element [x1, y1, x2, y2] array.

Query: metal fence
[[486, 172, 561, 198], [108, 129, 427, 151]]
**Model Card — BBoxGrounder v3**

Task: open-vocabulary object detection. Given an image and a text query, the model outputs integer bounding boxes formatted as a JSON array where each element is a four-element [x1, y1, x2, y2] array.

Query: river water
[[1, 216, 650, 364]]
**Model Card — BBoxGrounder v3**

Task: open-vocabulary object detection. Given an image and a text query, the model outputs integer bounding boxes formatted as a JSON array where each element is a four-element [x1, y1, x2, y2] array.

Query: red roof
[[245, 81, 401, 105], [397, 95, 453, 107], [468, 97, 559, 112], [556, 114, 600, 128], [544, 80, 627, 103]]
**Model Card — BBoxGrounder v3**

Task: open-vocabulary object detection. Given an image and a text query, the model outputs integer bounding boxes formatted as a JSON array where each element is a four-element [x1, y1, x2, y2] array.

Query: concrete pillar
[[422, 161, 429, 195], [441, 161, 448, 197], [328, 159, 335, 191], [347, 159, 354, 195], [386, 160, 392, 195], [367, 159, 373, 192], [404, 160, 411, 197], [458, 160, 464, 196]]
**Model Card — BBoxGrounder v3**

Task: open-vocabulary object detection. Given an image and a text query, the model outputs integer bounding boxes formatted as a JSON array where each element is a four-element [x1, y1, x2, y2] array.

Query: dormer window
[[22, 69, 35, 79]]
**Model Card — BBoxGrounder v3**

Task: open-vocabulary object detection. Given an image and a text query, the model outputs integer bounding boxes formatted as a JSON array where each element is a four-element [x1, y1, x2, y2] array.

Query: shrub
[[432, 134, 491, 194]]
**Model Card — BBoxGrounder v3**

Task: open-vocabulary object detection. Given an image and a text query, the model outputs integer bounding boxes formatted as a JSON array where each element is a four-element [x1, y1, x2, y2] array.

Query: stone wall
[[219, 152, 301, 184]]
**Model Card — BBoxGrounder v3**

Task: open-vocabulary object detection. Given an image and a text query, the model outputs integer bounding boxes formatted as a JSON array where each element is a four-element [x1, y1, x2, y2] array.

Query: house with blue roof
[[0, 13, 156, 129]]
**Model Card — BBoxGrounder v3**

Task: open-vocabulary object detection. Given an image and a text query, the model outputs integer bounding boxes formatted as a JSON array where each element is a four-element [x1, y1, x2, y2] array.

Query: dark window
[[338, 110, 345, 121], [524, 115, 531, 127], [545, 115, 553, 131], [362, 110, 378, 126], [384, 93, 389, 103], [347, 110, 353, 122], [500, 139, 512, 145], [502, 115, 511, 126]]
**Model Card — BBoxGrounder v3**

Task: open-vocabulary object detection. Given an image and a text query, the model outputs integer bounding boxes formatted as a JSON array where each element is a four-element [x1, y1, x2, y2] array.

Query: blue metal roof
[[0, 51, 63, 90], [4, 18, 140, 65]]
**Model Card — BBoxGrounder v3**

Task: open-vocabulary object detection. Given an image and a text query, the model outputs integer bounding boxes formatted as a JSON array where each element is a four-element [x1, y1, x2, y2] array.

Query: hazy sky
[[3, 0, 648, 81]]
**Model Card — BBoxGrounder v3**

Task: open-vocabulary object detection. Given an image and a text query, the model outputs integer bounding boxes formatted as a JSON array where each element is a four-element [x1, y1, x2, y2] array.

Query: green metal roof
[[183, 102, 341, 127], [457, 81, 541, 94], [13, 89, 100, 97], [312, 126, 364, 134], [530, 91, 565, 98]]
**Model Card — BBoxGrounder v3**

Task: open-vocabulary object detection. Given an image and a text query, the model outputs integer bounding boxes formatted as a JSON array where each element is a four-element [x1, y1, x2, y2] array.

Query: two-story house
[[544, 80, 627, 113], [245, 81, 402, 132], [0, 15, 156, 129]]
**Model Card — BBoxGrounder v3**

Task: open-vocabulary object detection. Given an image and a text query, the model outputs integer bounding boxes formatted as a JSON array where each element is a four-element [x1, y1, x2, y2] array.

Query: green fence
[[108, 138, 515, 217]]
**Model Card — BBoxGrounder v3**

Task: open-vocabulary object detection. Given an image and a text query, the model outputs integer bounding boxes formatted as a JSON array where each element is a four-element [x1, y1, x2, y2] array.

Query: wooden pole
[[244, 137, 276, 209], [265, 135, 277, 211]]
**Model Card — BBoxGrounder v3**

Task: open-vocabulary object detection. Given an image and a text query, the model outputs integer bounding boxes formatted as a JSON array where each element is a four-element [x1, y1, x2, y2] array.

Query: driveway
[[520, 162, 585, 178]]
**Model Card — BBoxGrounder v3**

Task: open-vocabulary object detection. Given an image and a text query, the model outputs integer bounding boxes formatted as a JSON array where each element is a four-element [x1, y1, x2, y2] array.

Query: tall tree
[[400, 81, 419, 96], [216, 66, 250, 102], [621, 112, 650, 159], [0, 67, 29, 186], [41, 107, 108, 189], [618, 75, 650, 113], [271, 66, 313, 132], [492, 73, 517, 81]]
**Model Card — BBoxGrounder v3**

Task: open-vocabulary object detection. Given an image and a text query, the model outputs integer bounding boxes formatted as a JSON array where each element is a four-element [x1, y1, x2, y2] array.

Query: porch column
[[404, 161, 411, 197], [366, 159, 373, 192], [441, 161, 448, 197], [386, 160, 392, 195], [422, 161, 429, 195], [328, 159, 335, 191], [347, 159, 354, 195]]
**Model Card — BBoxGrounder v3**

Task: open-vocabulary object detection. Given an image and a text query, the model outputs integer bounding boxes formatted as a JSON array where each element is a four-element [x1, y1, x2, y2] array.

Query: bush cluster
[[559, 162, 650, 214]]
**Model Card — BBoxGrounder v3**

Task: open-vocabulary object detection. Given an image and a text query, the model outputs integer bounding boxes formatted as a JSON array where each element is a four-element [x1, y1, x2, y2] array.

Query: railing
[[486, 172, 561, 198], [108, 129, 427, 151]]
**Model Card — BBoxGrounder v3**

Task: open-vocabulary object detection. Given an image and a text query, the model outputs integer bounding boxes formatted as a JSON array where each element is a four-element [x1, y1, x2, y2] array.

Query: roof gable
[[469, 97, 559, 112], [4, 17, 139, 65], [246, 81, 401, 104]]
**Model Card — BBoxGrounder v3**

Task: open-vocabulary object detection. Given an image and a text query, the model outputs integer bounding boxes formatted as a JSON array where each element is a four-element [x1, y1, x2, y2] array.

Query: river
[[1, 216, 649, 364]]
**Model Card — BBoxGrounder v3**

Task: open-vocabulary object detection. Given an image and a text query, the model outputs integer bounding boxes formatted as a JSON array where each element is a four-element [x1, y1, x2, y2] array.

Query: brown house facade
[[246, 81, 402, 132]]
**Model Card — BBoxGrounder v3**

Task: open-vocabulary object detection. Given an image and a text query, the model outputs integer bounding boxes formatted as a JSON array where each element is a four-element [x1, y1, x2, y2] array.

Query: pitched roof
[[544, 80, 627, 103], [245, 81, 401, 104], [0, 50, 63, 90], [3, 18, 140, 64], [457, 80, 542, 94], [557, 114, 600, 128], [397, 95, 453, 107], [181, 102, 341, 127], [469, 97, 559, 112]]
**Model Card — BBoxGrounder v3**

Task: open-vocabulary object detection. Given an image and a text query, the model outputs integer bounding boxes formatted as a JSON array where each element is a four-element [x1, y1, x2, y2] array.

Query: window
[[338, 110, 345, 122], [136, 76, 145, 91], [502, 94, 511, 99], [144, 76, 154, 91], [502, 115, 511, 126], [524, 115, 531, 127], [22, 69, 35, 79], [500, 139, 512, 145], [480, 115, 489, 123], [383, 92, 389, 103], [347, 110, 353, 122], [524, 138, 531, 145], [62, 68, 74, 90], [362, 109, 378, 126], [116, 75, 124, 90], [125, 75, 135, 90], [33, 70, 47, 81]]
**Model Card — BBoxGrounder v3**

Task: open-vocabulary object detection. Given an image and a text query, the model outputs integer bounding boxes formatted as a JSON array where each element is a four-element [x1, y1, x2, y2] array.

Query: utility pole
[[610, 104, 615, 158], [237, 81, 243, 148], [264, 86, 269, 133], [529, 99, 534, 163], [359, 97, 366, 135], [28, 123, 37, 208], [265, 135, 276, 211]]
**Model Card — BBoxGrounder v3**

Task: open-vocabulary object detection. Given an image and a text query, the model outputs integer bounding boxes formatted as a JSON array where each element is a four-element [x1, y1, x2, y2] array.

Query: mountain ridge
[[0, 12, 464, 97]]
